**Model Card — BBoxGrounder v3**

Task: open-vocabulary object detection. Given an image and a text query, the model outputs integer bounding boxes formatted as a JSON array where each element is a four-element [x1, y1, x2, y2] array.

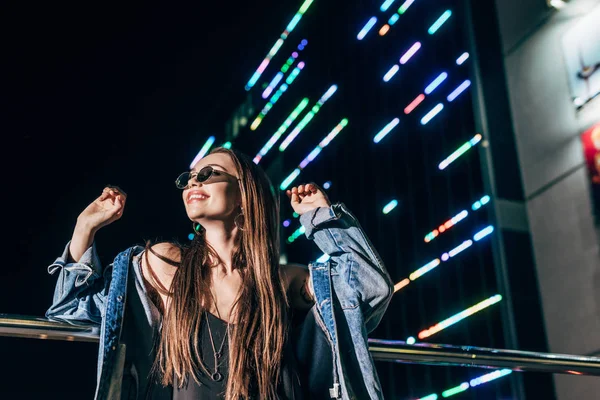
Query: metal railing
[[2, 313, 600, 376]]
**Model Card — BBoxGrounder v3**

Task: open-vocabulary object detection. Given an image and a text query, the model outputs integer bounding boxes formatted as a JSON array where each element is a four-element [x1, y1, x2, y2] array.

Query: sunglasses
[[175, 166, 238, 189]]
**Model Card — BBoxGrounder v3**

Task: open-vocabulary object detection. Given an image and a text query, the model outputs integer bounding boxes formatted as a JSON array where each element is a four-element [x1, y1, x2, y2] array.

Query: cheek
[[208, 185, 240, 213]]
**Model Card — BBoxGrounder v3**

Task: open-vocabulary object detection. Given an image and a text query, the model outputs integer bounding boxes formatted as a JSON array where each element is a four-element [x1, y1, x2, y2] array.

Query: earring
[[192, 222, 203, 235], [234, 208, 245, 231]]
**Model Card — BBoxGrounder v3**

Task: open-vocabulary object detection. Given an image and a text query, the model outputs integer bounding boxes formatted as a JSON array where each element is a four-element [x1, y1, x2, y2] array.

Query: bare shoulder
[[145, 242, 182, 270], [281, 263, 314, 310]]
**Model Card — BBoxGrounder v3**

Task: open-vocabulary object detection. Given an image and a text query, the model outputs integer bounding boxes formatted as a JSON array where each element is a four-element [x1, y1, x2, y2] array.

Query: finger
[[308, 183, 318, 193], [291, 187, 298, 195], [298, 184, 305, 195], [285, 190, 292, 199], [106, 185, 127, 199], [290, 192, 300, 204], [111, 185, 127, 197], [99, 191, 111, 201]]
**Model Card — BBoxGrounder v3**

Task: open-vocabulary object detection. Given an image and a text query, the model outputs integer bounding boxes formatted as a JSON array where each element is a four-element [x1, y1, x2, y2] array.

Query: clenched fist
[[285, 183, 331, 216]]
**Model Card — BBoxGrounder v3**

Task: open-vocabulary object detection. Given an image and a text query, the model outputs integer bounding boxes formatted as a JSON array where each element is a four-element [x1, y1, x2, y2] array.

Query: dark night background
[[0, 1, 555, 399]]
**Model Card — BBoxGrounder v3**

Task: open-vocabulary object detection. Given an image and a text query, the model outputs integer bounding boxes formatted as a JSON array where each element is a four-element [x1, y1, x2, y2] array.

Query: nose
[[187, 174, 203, 188]]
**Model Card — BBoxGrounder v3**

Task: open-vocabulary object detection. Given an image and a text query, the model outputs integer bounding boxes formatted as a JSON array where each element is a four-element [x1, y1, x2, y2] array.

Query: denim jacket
[[46, 203, 393, 400]]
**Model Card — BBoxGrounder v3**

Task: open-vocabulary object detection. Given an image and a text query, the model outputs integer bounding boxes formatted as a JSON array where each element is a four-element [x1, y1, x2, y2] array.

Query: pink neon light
[[404, 94, 425, 114]]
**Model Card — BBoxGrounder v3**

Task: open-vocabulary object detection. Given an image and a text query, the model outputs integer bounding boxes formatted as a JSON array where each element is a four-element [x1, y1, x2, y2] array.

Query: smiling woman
[[44, 146, 393, 400]]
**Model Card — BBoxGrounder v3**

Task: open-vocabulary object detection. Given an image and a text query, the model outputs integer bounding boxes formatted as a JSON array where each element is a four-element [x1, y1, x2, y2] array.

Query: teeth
[[189, 194, 208, 200]]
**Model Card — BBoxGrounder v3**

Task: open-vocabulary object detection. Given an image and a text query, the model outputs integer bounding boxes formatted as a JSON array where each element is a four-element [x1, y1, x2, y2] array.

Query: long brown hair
[[155, 147, 288, 399]]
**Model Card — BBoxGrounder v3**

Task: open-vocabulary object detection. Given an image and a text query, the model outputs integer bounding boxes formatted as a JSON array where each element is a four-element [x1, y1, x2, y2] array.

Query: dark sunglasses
[[175, 166, 238, 189]]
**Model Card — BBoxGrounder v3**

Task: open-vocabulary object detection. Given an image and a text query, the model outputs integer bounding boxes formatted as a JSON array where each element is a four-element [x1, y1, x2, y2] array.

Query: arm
[[287, 184, 393, 333], [45, 186, 127, 325]]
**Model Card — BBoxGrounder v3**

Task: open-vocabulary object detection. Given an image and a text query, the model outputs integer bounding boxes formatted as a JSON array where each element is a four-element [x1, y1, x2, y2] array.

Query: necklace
[[205, 310, 229, 382]]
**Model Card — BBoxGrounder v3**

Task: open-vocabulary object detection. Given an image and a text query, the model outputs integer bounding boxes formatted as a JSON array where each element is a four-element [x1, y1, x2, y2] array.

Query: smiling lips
[[187, 191, 210, 203]]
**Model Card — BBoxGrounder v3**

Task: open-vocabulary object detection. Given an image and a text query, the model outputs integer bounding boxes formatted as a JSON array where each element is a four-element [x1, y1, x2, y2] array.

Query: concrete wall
[[494, 0, 600, 398]]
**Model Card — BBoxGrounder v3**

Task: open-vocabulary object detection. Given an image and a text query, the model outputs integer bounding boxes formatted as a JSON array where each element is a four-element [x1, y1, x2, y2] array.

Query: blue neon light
[[424, 72, 448, 94], [357, 17, 378, 40], [447, 80, 471, 101]]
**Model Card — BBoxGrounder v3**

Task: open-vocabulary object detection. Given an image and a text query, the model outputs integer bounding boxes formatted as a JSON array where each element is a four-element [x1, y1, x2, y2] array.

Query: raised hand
[[68, 186, 127, 262], [285, 183, 331, 216], [77, 185, 127, 232]]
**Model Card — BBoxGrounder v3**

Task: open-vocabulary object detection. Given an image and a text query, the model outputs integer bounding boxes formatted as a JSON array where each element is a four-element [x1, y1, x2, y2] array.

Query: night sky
[[1, 1, 512, 399]]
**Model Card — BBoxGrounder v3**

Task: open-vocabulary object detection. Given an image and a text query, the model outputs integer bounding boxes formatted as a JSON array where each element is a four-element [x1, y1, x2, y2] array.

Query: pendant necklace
[[205, 310, 229, 382]]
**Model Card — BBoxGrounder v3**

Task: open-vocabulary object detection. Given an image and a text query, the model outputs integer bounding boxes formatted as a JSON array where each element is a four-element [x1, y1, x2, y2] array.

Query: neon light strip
[[262, 72, 284, 99], [424, 195, 490, 243], [189, 136, 215, 168], [279, 85, 338, 152], [399, 41, 421, 64], [447, 240, 472, 258], [394, 225, 495, 292], [286, 61, 305, 84], [470, 369, 512, 386], [281, 118, 348, 189], [383, 200, 398, 214], [373, 118, 400, 143], [221, 141, 232, 149], [250, 61, 305, 131], [471, 195, 490, 210], [428, 10, 452, 34], [262, 44, 304, 100], [456, 52, 469, 65], [379, 24, 390, 36], [399, 0, 415, 13], [418, 294, 502, 339], [447, 80, 471, 101], [357, 17, 378, 40], [424, 210, 468, 243], [424, 72, 448, 95], [404, 94, 425, 114], [384, 0, 416, 32], [410, 259, 441, 281], [287, 225, 306, 243], [418, 394, 438, 400], [418, 369, 512, 399], [442, 383, 469, 397], [280, 169, 301, 190], [403, 51, 467, 115], [383, 65, 400, 81], [245, 0, 314, 91], [394, 278, 410, 292], [474, 225, 494, 241], [421, 103, 444, 125], [438, 133, 482, 170], [380, 0, 396, 12], [254, 98, 310, 164]]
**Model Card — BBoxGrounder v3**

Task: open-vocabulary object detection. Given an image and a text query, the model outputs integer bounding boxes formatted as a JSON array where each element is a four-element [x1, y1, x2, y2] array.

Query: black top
[[173, 311, 230, 399], [172, 307, 334, 400], [133, 305, 333, 400]]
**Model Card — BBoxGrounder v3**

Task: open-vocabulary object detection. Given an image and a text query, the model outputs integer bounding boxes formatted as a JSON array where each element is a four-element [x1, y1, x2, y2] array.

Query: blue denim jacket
[[46, 203, 393, 400]]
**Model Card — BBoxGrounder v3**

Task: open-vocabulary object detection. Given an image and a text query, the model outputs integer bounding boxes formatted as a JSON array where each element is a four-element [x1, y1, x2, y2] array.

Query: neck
[[202, 219, 240, 277]]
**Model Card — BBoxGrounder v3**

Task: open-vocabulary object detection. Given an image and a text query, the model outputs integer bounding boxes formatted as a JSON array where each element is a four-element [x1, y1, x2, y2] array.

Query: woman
[[46, 147, 393, 400]]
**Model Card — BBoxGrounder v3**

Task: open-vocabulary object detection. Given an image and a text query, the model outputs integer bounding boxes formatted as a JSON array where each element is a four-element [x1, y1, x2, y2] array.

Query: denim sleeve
[[45, 241, 109, 325], [300, 203, 393, 333]]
